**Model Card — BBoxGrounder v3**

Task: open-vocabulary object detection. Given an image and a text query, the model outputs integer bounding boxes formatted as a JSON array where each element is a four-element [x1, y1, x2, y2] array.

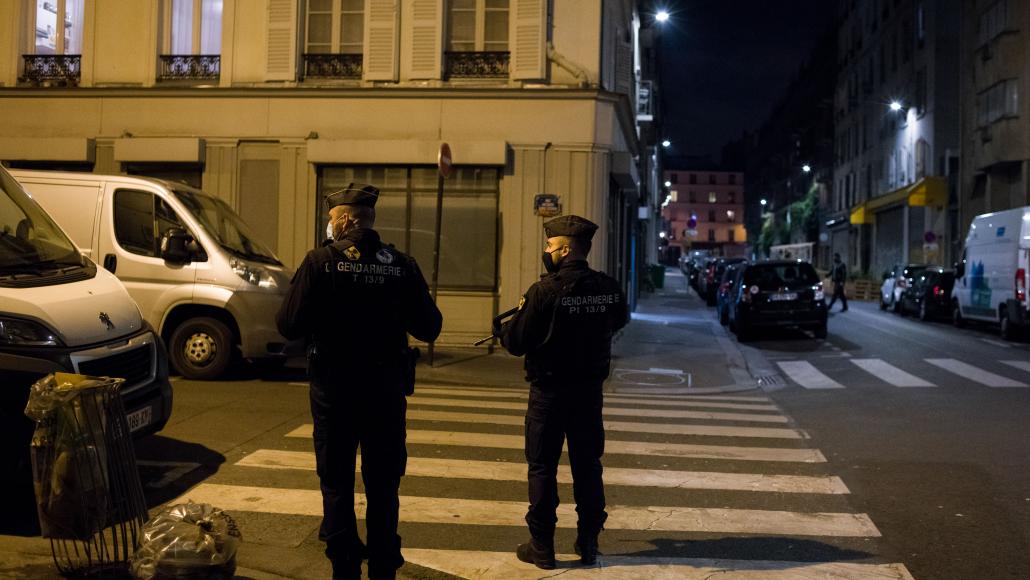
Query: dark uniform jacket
[[830, 262, 847, 284], [501, 259, 628, 383], [276, 228, 442, 362]]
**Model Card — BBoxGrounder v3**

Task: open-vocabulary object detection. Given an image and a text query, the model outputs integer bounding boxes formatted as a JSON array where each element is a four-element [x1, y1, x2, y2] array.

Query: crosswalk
[[776, 356, 1030, 390], [171, 384, 912, 579]]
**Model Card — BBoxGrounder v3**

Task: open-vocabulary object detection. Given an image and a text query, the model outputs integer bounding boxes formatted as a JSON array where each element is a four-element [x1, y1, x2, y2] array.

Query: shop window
[[319, 165, 499, 290]]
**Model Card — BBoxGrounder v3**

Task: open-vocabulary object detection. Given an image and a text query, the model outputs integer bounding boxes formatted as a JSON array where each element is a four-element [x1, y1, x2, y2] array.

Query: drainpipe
[[546, 42, 592, 88]]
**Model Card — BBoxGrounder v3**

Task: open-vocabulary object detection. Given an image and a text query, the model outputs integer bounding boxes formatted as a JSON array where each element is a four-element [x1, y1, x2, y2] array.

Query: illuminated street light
[[664, 180, 672, 187], [659, 231, 667, 238], [760, 199, 768, 206], [656, 10, 670, 23], [661, 139, 671, 148], [802, 164, 812, 173], [889, 101, 904, 112]]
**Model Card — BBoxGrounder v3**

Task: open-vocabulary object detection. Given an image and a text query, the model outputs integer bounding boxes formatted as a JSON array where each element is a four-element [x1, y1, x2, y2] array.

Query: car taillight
[[933, 285, 944, 297], [814, 282, 825, 301], [1017, 268, 1026, 302]]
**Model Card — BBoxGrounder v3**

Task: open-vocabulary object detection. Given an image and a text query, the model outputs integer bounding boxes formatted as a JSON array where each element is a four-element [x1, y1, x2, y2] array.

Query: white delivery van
[[10, 170, 293, 379], [952, 206, 1030, 340], [0, 166, 172, 491]]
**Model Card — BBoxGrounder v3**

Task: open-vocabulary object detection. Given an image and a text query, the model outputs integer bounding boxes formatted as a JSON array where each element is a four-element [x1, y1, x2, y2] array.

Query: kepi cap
[[324, 183, 380, 209], [543, 215, 598, 241]]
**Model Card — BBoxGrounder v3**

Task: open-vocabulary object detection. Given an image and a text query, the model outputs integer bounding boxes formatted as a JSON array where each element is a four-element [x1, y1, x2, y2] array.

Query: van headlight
[[230, 258, 278, 289], [0, 317, 63, 346]]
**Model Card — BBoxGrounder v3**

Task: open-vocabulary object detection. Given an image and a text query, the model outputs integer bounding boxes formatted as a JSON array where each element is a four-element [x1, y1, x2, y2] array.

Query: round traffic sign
[[438, 143, 453, 179]]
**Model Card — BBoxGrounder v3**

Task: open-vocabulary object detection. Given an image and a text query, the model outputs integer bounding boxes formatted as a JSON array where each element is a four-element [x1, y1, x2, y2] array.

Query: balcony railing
[[22, 55, 81, 86], [444, 51, 510, 79], [302, 53, 363, 80], [157, 55, 220, 82]]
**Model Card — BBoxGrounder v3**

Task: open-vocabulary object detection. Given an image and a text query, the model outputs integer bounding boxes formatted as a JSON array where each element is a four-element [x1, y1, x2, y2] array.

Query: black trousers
[[828, 281, 848, 310], [524, 381, 607, 544], [309, 365, 407, 575]]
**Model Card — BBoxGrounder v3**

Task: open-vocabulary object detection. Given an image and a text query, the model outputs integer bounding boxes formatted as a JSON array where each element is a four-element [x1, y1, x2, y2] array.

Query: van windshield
[[173, 188, 281, 266], [0, 169, 84, 272]]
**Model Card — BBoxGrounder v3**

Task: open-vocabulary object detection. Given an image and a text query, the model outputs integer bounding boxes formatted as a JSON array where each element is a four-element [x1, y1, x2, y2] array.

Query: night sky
[[656, 0, 836, 164]]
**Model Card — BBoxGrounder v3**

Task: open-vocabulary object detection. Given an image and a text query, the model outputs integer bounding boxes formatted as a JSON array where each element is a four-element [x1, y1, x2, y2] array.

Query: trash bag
[[130, 502, 242, 580], [25, 373, 119, 540]]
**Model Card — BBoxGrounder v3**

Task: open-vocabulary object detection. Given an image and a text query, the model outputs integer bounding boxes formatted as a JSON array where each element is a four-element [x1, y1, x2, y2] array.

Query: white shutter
[[615, 28, 633, 97], [404, 0, 442, 79], [265, 0, 298, 81], [510, 0, 546, 80], [365, 0, 399, 81]]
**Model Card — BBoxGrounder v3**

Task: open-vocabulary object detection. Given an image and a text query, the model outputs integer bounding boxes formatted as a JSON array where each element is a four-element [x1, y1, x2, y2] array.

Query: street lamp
[[802, 164, 812, 173], [664, 180, 672, 187], [760, 198, 768, 206], [661, 139, 671, 148], [656, 10, 670, 23], [889, 100, 904, 112]]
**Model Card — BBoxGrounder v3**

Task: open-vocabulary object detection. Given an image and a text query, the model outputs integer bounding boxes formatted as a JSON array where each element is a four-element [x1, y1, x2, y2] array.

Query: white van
[[0, 166, 172, 489], [952, 206, 1030, 340], [10, 170, 293, 379]]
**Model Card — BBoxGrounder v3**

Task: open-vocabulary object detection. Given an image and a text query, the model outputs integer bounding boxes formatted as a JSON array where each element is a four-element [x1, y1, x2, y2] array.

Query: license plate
[[127, 406, 152, 433], [770, 293, 798, 301]]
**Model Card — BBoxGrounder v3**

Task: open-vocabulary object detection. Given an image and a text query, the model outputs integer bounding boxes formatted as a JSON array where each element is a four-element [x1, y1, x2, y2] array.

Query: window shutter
[[365, 0, 399, 81], [405, 0, 442, 79], [265, 0, 298, 81], [615, 29, 633, 97], [510, 0, 546, 80]]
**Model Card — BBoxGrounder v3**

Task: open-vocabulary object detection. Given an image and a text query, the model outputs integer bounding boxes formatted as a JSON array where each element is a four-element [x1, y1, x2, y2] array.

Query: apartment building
[[831, 0, 960, 277], [959, 0, 1030, 242], [661, 168, 747, 259], [0, 0, 660, 344]]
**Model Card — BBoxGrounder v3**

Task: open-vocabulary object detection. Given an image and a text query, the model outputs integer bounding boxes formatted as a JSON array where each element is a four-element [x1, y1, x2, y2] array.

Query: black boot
[[574, 534, 600, 565], [516, 538, 556, 570]]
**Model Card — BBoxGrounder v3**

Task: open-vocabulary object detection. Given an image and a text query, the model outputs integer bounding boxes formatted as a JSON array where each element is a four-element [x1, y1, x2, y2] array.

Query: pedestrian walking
[[497, 215, 629, 569], [828, 253, 848, 312], [276, 183, 442, 580]]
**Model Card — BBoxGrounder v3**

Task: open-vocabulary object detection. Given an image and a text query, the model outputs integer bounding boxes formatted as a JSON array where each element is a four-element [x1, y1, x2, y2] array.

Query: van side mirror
[[161, 228, 192, 264]]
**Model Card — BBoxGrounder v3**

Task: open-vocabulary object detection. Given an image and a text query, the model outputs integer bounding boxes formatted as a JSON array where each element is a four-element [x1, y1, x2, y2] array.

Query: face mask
[[542, 250, 561, 273], [326, 220, 335, 241]]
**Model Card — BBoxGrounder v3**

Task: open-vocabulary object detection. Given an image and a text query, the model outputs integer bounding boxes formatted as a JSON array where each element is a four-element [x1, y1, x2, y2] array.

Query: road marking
[[136, 460, 201, 489], [406, 396, 788, 423], [236, 450, 848, 494], [175, 483, 877, 536], [979, 338, 1012, 348], [1000, 360, 1030, 375], [415, 389, 779, 411], [850, 359, 935, 387], [284, 427, 824, 462], [925, 358, 1028, 388], [402, 549, 915, 580], [418, 386, 773, 403], [776, 361, 846, 389]]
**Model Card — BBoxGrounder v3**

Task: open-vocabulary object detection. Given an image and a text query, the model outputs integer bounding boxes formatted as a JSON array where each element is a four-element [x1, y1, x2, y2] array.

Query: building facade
[[661, 168, 747, 259], [959, 0, 1030, 243], [831, 0, 960, 279], [0, 0, 661, 345]]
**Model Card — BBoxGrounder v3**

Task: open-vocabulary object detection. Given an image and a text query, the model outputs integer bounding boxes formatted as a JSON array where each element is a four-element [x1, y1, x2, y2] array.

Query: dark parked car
[[881, 263, 931, 312], [716, 262, 746, 325], [696, 257, 718, 298], [900, 268, 956, 320], [729, 260, 827, 340], [702, 258, 746, 306]]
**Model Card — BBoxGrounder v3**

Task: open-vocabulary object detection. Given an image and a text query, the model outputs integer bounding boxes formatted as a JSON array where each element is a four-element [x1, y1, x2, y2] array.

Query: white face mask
[[326, 220, 335, 241]]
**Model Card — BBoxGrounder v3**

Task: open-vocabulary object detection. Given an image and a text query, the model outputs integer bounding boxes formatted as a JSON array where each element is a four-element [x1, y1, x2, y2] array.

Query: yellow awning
[[847, 177, 948, 225]]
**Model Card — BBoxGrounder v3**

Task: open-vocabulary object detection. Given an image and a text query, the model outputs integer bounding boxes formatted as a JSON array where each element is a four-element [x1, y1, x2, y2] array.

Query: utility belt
[[525, 356, 610, 384], [308, 344, 421, 396]]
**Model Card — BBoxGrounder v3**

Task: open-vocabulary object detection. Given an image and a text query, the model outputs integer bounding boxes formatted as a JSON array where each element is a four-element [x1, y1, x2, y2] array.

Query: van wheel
[[170, 317, 235, 380], [879, 297, 888, 310], [952, 301, 964, 328], [1000, 309, 1017, 342]]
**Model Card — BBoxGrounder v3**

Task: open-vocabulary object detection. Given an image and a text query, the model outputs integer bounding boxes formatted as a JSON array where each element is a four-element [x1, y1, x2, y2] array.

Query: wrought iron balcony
[[21, 55, 81, 86], [445, 51, 510, 79], [302, 53, 363, 80], [157, 55, 220, 82]]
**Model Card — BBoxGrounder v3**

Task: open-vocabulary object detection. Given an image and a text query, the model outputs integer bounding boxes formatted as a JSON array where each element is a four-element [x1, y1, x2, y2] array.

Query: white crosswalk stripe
[[926, 358, 1028, 388], [170, 384, 909, 578], [776, 361, 845, 389], [850, 359, 936, 387]]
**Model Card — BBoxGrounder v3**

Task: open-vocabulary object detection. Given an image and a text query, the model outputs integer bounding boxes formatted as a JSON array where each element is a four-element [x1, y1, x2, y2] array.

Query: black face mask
[[542, 250, 561, 273]]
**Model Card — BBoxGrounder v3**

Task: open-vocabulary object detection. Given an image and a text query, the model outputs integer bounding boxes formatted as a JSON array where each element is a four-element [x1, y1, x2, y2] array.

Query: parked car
[[0, 166, 172, 499], [952, 206, 1030, 340], [716, 262, 746, 325], [696, 257, 718, 299], [10, 170, 294, 379], [900, 268, 955, 320], [729, 260, 827, 341], [703, 258, 746, 306], [881, 264, 931, 312]]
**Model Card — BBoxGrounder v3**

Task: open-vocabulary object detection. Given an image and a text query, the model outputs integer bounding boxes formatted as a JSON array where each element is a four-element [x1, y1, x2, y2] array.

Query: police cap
[[324, 183, 380, 209], [543, 215, 598, 241]]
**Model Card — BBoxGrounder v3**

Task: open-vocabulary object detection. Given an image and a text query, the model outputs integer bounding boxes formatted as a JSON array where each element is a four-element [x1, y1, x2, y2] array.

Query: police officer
[[828, 253, 848, 312], [498, 215, 628, 569], [276, 183, 442, 580]]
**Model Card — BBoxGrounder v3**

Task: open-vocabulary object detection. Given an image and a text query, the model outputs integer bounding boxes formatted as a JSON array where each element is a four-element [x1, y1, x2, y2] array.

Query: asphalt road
[[735, 297, 1030, 579]]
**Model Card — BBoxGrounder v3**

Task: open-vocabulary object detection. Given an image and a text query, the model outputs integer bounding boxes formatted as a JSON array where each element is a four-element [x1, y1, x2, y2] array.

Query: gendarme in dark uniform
[[498, 214, 628, 569], [276, 183, 442, 580]]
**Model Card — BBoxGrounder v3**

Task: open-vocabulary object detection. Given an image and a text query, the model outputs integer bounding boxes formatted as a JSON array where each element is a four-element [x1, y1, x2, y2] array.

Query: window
[[708, 174, 716, 185], [916, 2, 925, 47], [708, 192, 717, 203], [32, 0, 84, 55], [977, 79, 1019, 127], [708, 209, 715, 222], [728, 229, 735, 242], [163, 0, 222, 54], [319, 166, 499, 290], [915, 68, 927, 116], [978, 0, 1007, 46], [707, 229, 715, 242], [447, 0, 510, 52], [728, 192, 735, 204], [670, 190, 678, 202], [689, 174, 697, 184], [306, 0, 364, 54], [689, 191, 696, 203], [902, 18, 912, 63], [728, 174, 736, 185], [113, 190, 188, 258], [726, 210, 735, 222], [670, 174, 678, 184]]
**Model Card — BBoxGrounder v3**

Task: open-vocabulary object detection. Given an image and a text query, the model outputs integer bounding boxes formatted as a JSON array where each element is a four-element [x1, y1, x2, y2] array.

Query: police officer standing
[[498, 215, 628, 569], [828, 252, 848, 312], [276, 184, 442, 580]]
